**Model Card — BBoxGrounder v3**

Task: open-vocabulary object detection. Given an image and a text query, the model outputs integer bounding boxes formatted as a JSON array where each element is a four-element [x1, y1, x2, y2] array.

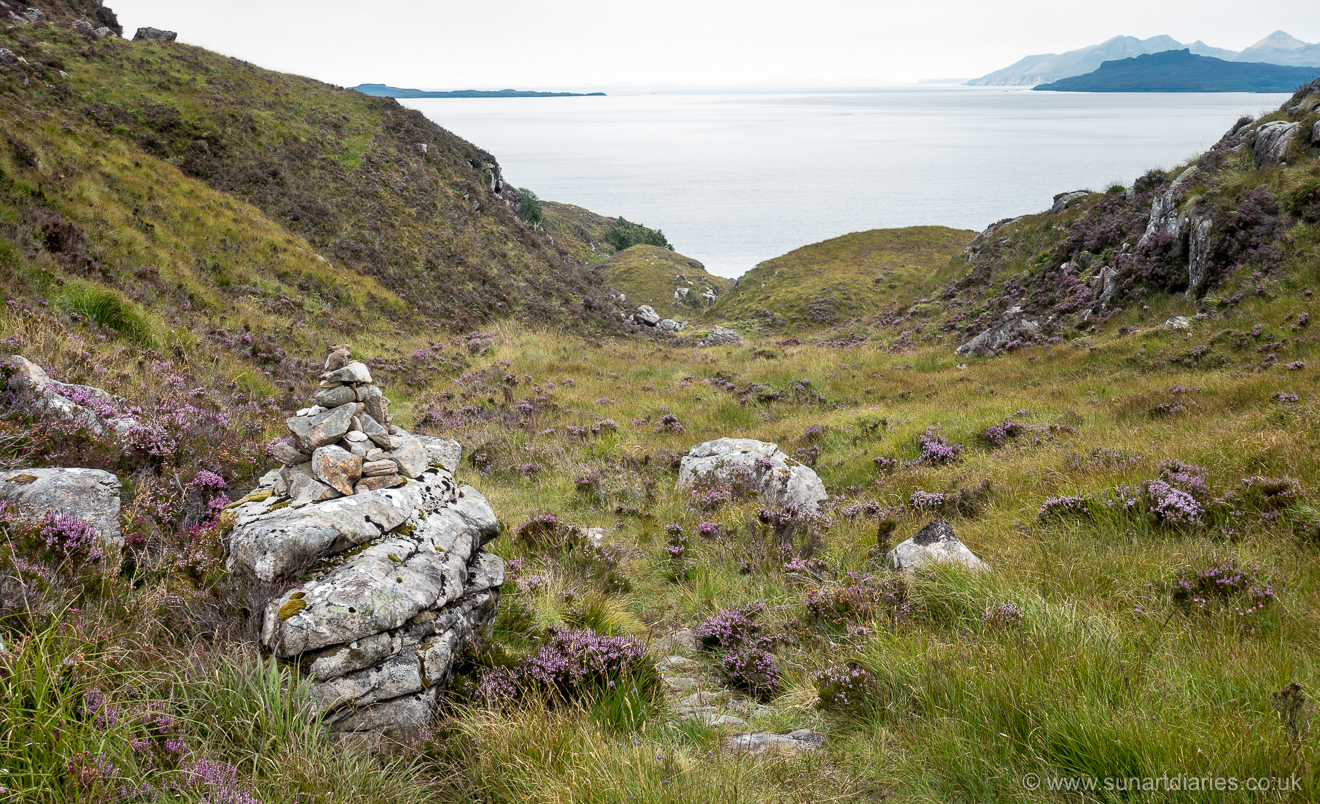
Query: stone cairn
[[222, 346, 504, 747]]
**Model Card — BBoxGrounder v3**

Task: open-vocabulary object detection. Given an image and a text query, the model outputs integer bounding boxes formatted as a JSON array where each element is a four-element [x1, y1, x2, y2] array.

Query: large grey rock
[[390, 435, 429, 479], [954, 317, 1038, 357], [1254, 121, 1300, 169], [226, 487, 416, 582], [133, 27, 177, 42], [700, 326, 743, 346], [6, 355, 137, 436], [1137, 167, 1197, 253], [885, 518, 988, 573], [312, 445, 363, 496], [677, 438, 828, 513], [634, 305, 661, 326], [1311, 120, 1320, 146], [723, 730, 824, 755], [415, 435, 461, 472], [0, 468, 123, 553], [322, 362, 372, 384], [287, 404, 354, 453], [1049, 190, 1090, 215], [656, 318, 684, 333], [1186, 210, 1213, 298]]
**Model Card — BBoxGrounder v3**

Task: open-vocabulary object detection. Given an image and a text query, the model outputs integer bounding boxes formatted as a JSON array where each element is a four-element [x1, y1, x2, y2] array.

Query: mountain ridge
[[1035, 50, 1320, 93], [969, 31, 1319, 87]]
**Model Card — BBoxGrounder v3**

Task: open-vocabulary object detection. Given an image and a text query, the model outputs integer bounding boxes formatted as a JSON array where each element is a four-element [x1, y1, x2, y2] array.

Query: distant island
[[353, 84, 606, 99], [1034, 50, 1319, 93], [969, 30, 1320, 87]]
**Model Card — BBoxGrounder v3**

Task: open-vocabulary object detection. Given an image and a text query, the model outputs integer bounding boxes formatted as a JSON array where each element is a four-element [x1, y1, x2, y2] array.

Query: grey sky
[[110, 1, 1320, 88]]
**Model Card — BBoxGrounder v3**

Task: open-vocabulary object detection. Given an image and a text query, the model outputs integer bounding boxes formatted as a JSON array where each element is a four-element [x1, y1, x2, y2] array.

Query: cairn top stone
[[323, 361, 372, 384]]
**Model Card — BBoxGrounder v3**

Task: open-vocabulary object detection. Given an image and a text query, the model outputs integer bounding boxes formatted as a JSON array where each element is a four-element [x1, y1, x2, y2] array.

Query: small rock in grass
[[723, 730, 824, 755], [885, 518, 988, 573]]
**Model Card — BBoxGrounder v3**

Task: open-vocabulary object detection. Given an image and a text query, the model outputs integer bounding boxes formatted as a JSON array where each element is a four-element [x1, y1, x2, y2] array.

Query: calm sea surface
[[403, 87, 1288, 278]]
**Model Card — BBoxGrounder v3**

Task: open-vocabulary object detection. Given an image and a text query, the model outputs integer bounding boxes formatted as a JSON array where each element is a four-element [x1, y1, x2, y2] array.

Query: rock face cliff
[[223, 349, 503, 748]]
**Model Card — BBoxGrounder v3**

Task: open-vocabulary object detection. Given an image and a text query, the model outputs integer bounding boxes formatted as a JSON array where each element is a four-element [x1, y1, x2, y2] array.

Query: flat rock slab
[[724, 729, 824, 755], [0, 468, 122, 551], [677, 437, 828, 513]]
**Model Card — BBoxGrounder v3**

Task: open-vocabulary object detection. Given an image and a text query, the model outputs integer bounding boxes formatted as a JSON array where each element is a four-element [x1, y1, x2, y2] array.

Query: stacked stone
[[224, 347, 502, 747], [269, 345, 455, 502]]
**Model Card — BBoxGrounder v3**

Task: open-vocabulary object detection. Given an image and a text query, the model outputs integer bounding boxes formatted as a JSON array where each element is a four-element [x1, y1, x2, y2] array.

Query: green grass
[[56, 279, 154, 344], [710, 226, 976, 330], [601, 244, 732, 316]]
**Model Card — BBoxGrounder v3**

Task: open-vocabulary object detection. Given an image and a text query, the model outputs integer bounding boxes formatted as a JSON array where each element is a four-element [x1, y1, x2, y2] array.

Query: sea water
[[403, 87, 1288, 278]]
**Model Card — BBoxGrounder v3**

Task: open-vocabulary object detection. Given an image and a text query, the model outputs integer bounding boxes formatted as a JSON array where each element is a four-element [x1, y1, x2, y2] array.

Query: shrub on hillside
[[517, 188, 543, 225], [605, 217, 671, 252], [468, 627, 658, 710], [816, 664, 875, 715]]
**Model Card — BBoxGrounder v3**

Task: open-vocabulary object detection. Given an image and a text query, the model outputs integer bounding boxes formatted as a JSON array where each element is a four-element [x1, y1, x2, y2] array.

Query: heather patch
[[1168, 562, 1276, 620], [467, 628, 659, 711]]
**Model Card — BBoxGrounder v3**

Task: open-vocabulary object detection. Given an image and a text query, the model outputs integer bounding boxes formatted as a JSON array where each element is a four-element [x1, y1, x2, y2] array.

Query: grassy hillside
[[710, 226, 976, 331], [601, 244, 732, 314], [0, 1, 626, 359], [5, 7, 1320, 804]]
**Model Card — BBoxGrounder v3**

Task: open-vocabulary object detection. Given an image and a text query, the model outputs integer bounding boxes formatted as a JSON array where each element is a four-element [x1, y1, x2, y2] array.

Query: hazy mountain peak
[[1251, 30, 1307, 50]]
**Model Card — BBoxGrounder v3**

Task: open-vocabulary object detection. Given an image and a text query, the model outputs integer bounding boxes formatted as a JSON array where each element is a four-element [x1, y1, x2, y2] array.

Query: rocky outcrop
[[5, 355, 138, 436], [0, 468, 123, 553], [724, 730, 825, 755], [677, 438, 828, 513], [885, 518, 988, 572], [1311, 120, 1320, 146], [133, 27, 176, 42], [698, 326, 743, 346], [630, 305, 684, 332], [224, 348, 502, 747], [1137, 167, 1197, 254], [1254, 121, 1300, 169], [964, 216, 1022, 258], [1186, 210, 1214, 298], [1049, 191, 1091, 215], [954, 317, 1039, 357]]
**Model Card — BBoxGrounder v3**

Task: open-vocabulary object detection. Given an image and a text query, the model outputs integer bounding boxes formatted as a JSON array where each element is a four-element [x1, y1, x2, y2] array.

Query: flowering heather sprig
[[1284, 361, 1305, 371], [654, 413, 686, 434], [1273, 392, 1299, 404], [516, 513, 579, 549], [1233, 476, 1305, 512], [802, 424, 828, 441], [1037, 495, 1090, 522], [179, 757, 261, 804], [816, 664, 873, 714], [39, 511, 104, 563], [982, 602, 1023, 628], [694, 602, 764, 651], [721, 637, 782, 699], [872, 456, 900, 474], [574, 469, 602, 494], [916, 427, 963, 466], [1157, 459, 1210, 500], [1143, 480, 1203, 526], [909, 490, 946, 511], [782, 556, 832, 581], [665, 523, 691, 561], [473, 627, 654, 708], [1170, 562, 1275, 618], [803, 572, 909, 627]]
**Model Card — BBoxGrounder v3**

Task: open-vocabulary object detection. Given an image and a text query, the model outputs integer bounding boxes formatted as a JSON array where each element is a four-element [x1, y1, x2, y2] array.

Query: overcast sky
[[109, 1, 1320, 88]]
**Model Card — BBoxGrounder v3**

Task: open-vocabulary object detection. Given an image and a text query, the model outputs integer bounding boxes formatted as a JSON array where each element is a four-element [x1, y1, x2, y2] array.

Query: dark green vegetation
[[539, 201, 675, 267], [353, 85, 606, 99], [1037, 50, 1320, 93], [3, 3, 1320, 803]]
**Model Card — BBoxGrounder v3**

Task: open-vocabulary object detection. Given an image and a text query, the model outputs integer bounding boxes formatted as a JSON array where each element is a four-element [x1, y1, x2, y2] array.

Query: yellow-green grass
[[601, 244, 732, 316], [711, 226, 976, 330]]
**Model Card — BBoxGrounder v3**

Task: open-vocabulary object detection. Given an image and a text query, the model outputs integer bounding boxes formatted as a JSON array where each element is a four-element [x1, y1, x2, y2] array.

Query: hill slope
[[0, 2, 626, 350], [600, 244, 731, 314], [1036, 50, 1320, 93], [709, 226, 975, 330]]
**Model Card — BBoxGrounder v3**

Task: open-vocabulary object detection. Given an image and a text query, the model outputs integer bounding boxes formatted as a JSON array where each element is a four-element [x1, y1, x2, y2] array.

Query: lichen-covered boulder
[[677, 438, 827, 513], [0, 468, 123, 553]]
